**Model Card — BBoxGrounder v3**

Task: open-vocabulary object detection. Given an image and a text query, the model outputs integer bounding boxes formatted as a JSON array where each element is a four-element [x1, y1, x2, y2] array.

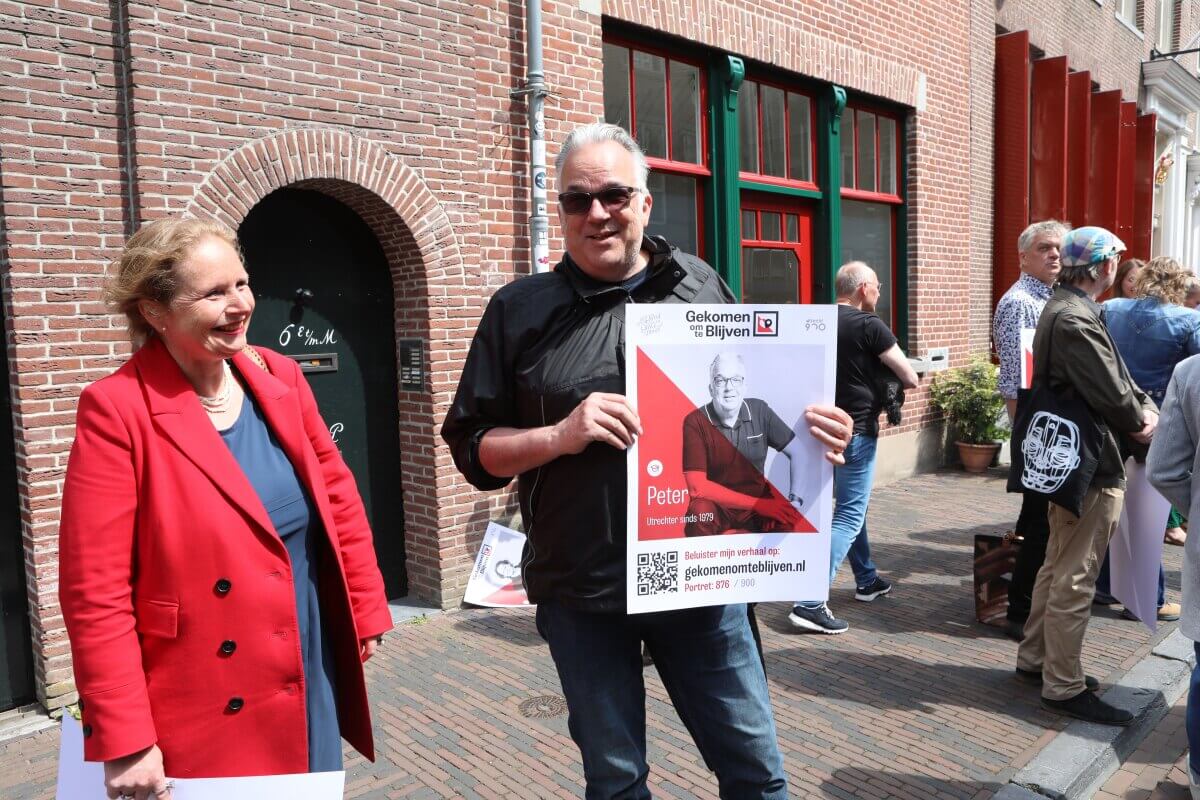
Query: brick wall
[[0, 0, 1173, 712]]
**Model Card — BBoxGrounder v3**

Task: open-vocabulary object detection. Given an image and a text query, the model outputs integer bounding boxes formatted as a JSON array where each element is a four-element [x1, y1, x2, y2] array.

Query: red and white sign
[[463, 522, 530, 607], [624, 304, 837, 613]]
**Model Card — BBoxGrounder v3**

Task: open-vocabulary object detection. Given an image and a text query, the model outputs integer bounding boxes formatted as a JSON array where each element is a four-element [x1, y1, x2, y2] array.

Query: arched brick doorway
[[187, 129, 462, 604]]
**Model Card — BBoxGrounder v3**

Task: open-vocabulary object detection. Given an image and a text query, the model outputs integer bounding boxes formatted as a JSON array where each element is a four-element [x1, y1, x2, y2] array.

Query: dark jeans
[[536, 601, 788, 800], [1007, 492, 1051, 623]]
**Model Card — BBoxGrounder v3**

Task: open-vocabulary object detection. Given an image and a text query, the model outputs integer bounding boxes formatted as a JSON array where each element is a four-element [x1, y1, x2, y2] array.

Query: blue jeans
[[1094, 553, 1166, 608], [1190, 642, 1200, 778], [536, 601, 788, 800], [797, 433, 878, 608]]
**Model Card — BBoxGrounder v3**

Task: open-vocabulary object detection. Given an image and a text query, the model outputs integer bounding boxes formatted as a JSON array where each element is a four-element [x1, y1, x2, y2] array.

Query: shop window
[[1116, 0, 1142, 30], [841, 201, 895, 328], [842, 105, 901, 200], [738, 78, 815, 188], [1158, 0, 1179, 51], [602, 39, 710, 255], [840, 105, 903, 331]]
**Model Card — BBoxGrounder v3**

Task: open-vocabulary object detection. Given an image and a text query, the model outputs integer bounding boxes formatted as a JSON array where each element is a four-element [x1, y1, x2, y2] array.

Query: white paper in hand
[[56, 713, 345, 799]]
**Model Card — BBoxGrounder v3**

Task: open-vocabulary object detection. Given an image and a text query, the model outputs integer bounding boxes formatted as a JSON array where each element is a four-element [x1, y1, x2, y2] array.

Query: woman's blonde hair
[[105, 218, 240, 343], [1112, 259, 1145, 299], [1133, 256, 1192, 305]]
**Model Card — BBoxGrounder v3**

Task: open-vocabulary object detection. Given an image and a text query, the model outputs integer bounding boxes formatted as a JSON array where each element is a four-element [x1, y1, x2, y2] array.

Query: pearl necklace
[[197, 361, 233, 413]]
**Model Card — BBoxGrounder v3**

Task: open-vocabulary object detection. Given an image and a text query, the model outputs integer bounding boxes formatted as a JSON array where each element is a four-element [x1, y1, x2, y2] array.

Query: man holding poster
[[442, 122, 851, 799]]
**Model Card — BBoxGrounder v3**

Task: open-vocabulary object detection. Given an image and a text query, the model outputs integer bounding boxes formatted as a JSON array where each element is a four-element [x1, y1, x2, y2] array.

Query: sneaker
[[788, 603, 850, 634], [854, 577, 893, 602], [1014, 667, 1099, 691], [1041, 690, 1134, 726], [1120, 603, 1181, 622], [1093, 591, 1118, 606]]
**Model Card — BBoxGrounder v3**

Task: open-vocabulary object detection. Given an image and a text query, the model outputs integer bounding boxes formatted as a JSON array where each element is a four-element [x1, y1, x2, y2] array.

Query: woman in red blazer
[[59, 218, 394, 799]]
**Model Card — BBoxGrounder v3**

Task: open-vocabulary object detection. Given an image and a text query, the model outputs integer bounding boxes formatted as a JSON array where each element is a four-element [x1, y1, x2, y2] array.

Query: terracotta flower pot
[[956, 441, 1000, 473]]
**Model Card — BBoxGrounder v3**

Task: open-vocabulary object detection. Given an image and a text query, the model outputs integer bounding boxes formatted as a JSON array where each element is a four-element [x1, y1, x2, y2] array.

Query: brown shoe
[[1159, 603, 1182, 622], [1166, 527, 1187, 546]]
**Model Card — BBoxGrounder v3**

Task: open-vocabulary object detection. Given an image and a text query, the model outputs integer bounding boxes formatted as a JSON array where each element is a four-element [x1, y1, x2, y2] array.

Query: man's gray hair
[[1017, 220, 1068, 253], [834, 261, 874, 297], [1058, 257, 1111, 286], [555, 123, 649, 191], [709, 351, 745, 382]]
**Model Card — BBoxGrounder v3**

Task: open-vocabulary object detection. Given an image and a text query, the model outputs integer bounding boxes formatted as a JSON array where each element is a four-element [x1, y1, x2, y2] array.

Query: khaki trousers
[[1016, 486, 1124, 700]]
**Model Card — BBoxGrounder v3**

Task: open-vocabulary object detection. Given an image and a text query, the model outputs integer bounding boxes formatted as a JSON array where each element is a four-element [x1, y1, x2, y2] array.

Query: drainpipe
[[513, 0, 551, 273]]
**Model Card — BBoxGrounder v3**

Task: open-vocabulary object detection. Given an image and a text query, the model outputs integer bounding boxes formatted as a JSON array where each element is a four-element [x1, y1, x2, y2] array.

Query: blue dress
[[219, 393, 343, 772]]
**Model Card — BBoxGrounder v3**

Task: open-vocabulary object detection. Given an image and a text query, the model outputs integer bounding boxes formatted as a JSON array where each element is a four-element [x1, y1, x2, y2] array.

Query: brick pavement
[[0, 471, 1185, 799], [1095, 690, 1192, 800]]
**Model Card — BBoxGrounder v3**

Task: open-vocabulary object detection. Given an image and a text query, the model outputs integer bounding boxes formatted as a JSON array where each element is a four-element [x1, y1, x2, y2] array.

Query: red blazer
[[59, 339, 394, 777]]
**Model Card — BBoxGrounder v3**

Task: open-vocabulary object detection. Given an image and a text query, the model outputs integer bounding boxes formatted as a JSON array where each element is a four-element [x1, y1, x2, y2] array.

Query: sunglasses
[[558, 185, 641, 216]]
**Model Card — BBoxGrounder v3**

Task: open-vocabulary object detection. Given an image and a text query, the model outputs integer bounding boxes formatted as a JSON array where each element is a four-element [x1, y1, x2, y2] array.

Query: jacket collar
[[133, 338, 295, 556], [556, 236, 688, 301], [1056, 282, 1102, 315]]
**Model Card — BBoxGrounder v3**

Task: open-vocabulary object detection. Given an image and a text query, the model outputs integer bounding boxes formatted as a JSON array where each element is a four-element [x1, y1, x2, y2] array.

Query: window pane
[[761, 85, 786, 177], [741, 210, 757, 238], [739, 81, 759, 173], [841, 199, 893, 328], [788, 93, 812, 182], [742, 248, 799, 303], [602, 44, 631, 130], [670, 61, 702, 164], [879, 116, 897, 195], [857, 110, 877, 192], [634, 51, 667, 158], [760, 212, 782, 241], [647, 172, 699, 255], [786, 214, 799, 242], [840, 119, 855, 187]]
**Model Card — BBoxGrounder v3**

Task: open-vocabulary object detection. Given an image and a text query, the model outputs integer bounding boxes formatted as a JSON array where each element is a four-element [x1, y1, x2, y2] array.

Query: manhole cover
[[518, 694, 567, 718]]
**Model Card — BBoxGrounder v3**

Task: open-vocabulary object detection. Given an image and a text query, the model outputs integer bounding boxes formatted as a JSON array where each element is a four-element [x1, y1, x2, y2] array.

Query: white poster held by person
[[463, 522, 531, 607], [1107, 458, 1171, 632], [1020, 328, 1035, 389], [56, 713, 345, 799], [624, 304, 837, 613]]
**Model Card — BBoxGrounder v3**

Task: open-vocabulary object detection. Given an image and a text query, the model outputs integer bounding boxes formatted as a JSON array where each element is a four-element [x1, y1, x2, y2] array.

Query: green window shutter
[[816, 85, 846, 303], [708, 55, 744, 297]]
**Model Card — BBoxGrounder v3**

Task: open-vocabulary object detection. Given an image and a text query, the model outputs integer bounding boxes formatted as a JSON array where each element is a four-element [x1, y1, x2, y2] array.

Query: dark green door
[[0, 321, 33, 711], [239, 188, 408, 598]]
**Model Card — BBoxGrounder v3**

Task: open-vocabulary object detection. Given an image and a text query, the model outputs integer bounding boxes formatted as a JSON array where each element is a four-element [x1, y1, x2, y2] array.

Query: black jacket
[[440, 237, 735, 611], [1033, 284, 1154, 488]]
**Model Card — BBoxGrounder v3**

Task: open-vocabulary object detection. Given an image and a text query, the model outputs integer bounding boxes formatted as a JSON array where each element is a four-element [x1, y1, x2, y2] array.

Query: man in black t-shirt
[[682, 352, 808, 535], [790, 261, 919, 634]]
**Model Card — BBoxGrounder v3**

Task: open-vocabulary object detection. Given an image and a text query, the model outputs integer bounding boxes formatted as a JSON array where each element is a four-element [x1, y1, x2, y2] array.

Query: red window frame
[[737, 76, 819, 192], [739, 192, 815, 303], [841, 104, 903, 204], [603, 35, 711, 255], [840, 103, 903, 330]]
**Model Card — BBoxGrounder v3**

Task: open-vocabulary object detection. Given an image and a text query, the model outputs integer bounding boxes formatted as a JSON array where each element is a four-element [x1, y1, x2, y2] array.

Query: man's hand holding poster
[[625, 304, 837, 613]]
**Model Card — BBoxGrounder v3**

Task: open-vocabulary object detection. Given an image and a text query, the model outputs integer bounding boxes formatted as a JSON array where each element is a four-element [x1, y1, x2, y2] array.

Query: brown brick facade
[[1, 0, 1195, 711]]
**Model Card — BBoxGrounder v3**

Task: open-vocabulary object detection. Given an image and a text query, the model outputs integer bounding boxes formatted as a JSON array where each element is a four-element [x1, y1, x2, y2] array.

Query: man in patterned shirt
[[993, 219, 1066, 639]]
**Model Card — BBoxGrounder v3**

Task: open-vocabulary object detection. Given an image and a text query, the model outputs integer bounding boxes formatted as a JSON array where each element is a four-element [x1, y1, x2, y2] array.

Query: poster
[[1020, 328, 1035, 389], [625, 304, 837, 613], [1108, 459, 1170, 632], [56, 714, 345, 799], [463, 522, 531, 607]]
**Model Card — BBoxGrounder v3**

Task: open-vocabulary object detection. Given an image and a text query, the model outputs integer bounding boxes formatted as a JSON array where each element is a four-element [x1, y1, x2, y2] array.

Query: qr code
[[636, 551, 678, 596]]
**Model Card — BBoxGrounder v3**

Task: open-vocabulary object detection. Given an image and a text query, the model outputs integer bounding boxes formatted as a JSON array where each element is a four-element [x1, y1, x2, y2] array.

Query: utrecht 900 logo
[[639, 312, 663, 336], [1021, 411, 1081, 493]]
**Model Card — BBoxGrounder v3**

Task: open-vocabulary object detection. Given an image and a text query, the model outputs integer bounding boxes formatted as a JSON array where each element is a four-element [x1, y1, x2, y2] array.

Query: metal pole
[[524, 0, 550, 273]]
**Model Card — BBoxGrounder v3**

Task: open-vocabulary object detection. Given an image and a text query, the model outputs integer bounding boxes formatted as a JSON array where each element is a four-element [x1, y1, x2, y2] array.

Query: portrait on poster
[[625, 304, 837, 613]]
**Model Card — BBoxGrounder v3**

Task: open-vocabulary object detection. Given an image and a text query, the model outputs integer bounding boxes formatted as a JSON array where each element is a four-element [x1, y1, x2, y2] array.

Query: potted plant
[[929, 356, 1009, 473]]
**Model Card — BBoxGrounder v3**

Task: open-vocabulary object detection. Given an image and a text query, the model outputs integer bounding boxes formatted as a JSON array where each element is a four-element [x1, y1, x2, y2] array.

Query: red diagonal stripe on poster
[[636, 348, 816, 540]]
